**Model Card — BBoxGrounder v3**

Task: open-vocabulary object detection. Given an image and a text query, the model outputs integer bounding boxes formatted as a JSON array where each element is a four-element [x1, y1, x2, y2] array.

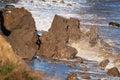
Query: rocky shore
[[0, 7, 120, 80]]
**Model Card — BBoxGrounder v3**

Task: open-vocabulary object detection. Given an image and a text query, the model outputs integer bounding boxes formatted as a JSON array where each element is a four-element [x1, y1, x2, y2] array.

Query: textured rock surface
[[99, 59, 109, 70], [107, 67, 120, 77], [38, 15, 80, 59], [1, 8, 38, 60]]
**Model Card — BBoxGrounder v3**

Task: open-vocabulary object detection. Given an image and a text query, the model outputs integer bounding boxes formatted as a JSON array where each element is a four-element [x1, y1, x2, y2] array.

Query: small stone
[[67, 3, 72, 6], [81, 68, 87, 72], [81, 74, 91, 79], [99, 59, 109, 70], [75, 57, 83, 63], [52, 0, 57, 3], [66, 72, 77, 80], [69, 63, 76, 68], [60, 0, 64, 4], [107, 67, 120, 77]]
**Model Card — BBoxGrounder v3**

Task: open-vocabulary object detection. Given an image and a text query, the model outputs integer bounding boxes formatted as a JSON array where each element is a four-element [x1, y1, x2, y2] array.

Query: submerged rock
[[1, 8, 38, 60], [107, 67, 120, 77], [66, 72, 78, 80]]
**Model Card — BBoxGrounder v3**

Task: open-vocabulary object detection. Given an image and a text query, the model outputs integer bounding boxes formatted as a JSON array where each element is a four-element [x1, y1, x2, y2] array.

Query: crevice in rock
[[0, 11, 11, 36]]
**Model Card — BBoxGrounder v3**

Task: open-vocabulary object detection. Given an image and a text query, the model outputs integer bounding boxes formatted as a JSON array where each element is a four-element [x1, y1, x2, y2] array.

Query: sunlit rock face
[[0, 35, 18, 65], [38, 15, 81, 59], [1, 8, 38, 60]]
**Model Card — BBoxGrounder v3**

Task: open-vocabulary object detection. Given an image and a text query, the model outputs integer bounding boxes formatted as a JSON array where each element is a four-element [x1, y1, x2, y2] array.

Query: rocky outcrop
[[0, 8, 38, 60], [0, 35, 18, 66], [107, 67, 120, 77], [38, 15, 80, 59], [38, 15, 103, 59]]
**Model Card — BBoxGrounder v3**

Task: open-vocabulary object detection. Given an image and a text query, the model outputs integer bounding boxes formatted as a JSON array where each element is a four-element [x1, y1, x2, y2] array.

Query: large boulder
[[107, 67, 120, 77], [1, 8, 38, 60], [53, 43, 77, 59], [38, 15, 80, 59]]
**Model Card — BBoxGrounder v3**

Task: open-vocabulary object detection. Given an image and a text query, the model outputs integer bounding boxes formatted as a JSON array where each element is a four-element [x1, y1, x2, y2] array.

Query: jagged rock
[[1, 8, 38, 60], [0, 35, 18, 65], [67, 18, 81, 40], [99, 59, 109, 70], [38, 15, 80, 59], [107, 67, 120, 77], [49, 15, 68, 43], [66, 72, 77, 80]]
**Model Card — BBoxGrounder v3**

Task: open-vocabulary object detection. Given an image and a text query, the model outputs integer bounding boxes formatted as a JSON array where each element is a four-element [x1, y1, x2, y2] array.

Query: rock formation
[[0, 8, 38, 60], [38, 15, 102, 59], [38, 15, 81, 59]]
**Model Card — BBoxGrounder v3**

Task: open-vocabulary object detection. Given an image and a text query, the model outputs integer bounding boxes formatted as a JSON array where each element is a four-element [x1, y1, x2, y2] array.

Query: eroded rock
[[1, 8, 38, 60], [38, 15, 80, 59]]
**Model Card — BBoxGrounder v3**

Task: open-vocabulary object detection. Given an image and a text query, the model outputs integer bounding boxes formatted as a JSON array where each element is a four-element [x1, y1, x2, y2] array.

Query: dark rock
[[99, 59, 109, 70], [109, 22, 120, 28], [38, 15, 81, 59], [66, 72, 78, 80], [1, 8, 38, 60], [81, 74, 91, 79], [107, 67, 120, 77]]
